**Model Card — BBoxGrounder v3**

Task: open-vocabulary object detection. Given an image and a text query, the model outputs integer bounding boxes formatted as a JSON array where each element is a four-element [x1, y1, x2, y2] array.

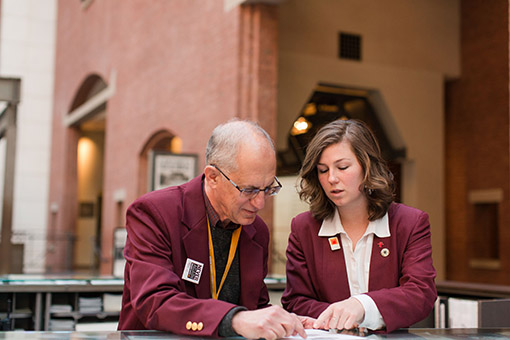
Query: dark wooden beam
[[0, 78, 21, 275]]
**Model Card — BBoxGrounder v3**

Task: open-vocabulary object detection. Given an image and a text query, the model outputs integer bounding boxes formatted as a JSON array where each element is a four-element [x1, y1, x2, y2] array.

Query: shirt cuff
[[218, 306, 247, 337], [352, 294, 385, 330]]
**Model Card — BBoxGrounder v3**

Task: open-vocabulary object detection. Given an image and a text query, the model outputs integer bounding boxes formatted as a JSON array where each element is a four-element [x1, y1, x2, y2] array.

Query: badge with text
[[328, 236, 341, 251], [182, 258, 204, 284]]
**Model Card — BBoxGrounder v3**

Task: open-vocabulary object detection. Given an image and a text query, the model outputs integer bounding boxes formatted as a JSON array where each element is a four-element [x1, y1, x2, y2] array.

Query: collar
[[318, 208, 390, 238]]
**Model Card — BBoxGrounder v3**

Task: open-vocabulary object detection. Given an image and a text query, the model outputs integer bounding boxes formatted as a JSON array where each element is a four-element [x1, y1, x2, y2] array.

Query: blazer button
[[186, 321, 192, 330], [197, 322, 203, 331], [192, 322, 198, 331]]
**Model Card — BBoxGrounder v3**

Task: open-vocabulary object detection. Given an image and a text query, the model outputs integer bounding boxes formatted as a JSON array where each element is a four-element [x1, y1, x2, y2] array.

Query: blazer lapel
[[322, 235, 350, 301], [238, 224, 262, 309], [181, 176, 211, 299], [182, 215, 211, 299], [369, 235, 390, 291]]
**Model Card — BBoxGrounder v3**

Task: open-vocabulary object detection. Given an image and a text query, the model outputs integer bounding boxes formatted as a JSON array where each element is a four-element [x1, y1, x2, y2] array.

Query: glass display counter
[[1, 328, 510, 340]]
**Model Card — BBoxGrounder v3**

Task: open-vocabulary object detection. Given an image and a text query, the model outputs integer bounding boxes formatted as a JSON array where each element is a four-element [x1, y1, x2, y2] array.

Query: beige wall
[[273, 0, 461, 279], [75, 132, 104, 268], [272, 176, 309, 275]]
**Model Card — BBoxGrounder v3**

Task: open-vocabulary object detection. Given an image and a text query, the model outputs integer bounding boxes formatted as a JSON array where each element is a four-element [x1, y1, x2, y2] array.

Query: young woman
[[282, 119, 436, 332]]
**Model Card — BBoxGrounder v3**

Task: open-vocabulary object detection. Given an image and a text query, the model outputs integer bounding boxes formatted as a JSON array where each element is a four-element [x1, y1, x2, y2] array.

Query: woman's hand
[[313, 297, 365, 330]]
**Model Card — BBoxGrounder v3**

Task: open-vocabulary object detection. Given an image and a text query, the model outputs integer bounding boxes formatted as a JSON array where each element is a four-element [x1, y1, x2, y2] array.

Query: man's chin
[[239, 214, 257, 225]]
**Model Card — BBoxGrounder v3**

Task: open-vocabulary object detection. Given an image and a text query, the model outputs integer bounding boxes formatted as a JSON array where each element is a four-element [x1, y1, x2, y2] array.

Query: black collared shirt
[[203, 187, 241, 305]]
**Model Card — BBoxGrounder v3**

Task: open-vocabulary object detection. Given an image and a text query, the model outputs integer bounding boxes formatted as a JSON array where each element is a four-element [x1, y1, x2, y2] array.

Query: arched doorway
[[278, 83, 406, 200], [138, 130, 182, 197], [68, 74, 109, 274]]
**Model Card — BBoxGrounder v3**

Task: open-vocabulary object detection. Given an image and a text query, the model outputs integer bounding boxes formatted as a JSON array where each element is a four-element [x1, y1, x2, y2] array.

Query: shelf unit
[[0, 288, 43, 330], [0, 275, 285, 331], [44, 289, 122, 331], [0, 276, 123, 331], [435, 280, 510, 328]]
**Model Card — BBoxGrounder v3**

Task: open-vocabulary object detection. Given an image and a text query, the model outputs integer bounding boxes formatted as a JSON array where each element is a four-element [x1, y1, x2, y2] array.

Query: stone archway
[[138, 130, 181, 197]]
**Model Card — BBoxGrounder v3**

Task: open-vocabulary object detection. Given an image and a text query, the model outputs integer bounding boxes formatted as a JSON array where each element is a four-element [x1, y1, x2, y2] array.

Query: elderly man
[[118, 120, 307, 339]]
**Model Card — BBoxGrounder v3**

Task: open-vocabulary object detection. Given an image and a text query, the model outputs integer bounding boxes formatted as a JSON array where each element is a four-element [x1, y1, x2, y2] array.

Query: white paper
[[448, 297, 478, 328], [283, 329, 365, 340]]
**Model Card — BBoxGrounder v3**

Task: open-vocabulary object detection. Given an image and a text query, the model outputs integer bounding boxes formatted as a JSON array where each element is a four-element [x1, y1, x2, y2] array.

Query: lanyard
[[207, 216, 242, 300]]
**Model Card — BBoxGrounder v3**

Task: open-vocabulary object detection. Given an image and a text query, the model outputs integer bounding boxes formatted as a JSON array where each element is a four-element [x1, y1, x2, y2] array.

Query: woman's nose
[[328, 170, 339, 183]]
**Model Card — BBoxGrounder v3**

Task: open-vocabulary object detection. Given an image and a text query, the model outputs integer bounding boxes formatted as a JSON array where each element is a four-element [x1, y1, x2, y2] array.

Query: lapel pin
[[328, 236, 341, 251], [380, 248, 390, 257], [378, 241, 384, 248]]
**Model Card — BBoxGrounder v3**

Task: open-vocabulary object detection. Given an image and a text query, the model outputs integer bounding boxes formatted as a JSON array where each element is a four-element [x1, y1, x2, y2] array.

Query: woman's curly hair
[[298, 119, 395, 221]]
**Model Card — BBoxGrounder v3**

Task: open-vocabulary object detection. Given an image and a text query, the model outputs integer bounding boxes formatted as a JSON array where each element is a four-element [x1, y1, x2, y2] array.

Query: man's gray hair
[[206, 119, 275, 172]]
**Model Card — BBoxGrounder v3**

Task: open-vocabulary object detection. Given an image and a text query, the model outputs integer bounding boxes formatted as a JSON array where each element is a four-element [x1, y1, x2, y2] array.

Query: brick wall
[[48, 1, 279, 273], [445, 0, 510, 284]]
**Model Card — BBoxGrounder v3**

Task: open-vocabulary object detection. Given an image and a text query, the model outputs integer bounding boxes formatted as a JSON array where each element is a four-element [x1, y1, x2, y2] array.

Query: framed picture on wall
[[151, 151, 198, 191]]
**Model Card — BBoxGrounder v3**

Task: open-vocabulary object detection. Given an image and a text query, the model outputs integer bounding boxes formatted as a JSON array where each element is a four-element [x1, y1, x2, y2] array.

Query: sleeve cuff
[[352, 294, 385, 330], [218, 306, 247, 337]]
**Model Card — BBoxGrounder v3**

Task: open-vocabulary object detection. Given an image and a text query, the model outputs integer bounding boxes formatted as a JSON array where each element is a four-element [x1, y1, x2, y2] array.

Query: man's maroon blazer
[[281, 203, 437, 332], [118, 175, 270, 336]]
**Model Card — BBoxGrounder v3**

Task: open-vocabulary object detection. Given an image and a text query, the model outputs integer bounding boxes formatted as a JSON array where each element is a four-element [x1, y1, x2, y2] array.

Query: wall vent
[[339, 32, 362, 61]]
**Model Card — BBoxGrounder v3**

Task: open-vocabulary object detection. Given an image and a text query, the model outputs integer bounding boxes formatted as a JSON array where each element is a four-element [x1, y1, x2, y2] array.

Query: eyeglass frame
[[211, 164, 282, 199]]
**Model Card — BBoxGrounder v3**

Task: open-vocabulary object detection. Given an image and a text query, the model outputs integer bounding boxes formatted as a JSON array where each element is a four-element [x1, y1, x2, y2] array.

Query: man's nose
[[250, 191, 266, 210]]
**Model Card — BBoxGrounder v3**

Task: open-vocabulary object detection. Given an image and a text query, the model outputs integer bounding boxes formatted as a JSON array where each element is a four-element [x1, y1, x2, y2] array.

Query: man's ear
[[204, 165, 219, 187]]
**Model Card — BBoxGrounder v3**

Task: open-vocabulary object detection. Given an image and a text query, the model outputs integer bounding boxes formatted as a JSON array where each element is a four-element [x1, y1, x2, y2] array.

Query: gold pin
[[186, 321, 192, 330], [381, 248, 390, 257]]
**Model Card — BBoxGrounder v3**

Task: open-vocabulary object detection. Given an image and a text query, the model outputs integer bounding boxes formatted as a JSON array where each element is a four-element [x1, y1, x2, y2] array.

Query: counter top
[[1, 329, 510, 340]]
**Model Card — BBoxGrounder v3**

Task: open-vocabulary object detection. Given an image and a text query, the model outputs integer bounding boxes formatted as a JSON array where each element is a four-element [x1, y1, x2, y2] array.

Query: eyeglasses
[[212, 165, 282, 199]]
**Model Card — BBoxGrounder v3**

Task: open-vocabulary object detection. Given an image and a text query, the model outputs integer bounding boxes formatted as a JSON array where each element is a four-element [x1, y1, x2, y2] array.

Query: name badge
[[182, 258, 204, 284]]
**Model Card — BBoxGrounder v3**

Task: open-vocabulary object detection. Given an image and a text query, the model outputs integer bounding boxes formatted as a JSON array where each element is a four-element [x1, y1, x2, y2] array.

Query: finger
[[337, 312, 350, 330], [271, 310, 295, 337], [272, 323, 288, 340], [263, 329, 279, 340], [280, 319, 295, 337], [327, 316, 336, 330], [259, 322, 282, 340], [299, 316, 315, 329], [282, 314, 304, 338], [343, 314, 359, 330], [305, 318, 316, 329], [328, 307, 343, 329], [293, 317, 307, 338], [297, 327, 308, 339], [313, 307, 332, 329], [291, 325, 307, 338]]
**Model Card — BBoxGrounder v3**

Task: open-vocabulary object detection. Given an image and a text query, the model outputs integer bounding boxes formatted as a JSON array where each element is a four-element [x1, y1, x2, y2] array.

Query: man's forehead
[[229, 166, 275, 187]]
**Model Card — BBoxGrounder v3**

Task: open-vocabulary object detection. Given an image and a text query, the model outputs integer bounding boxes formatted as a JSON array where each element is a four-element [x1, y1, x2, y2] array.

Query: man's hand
[[313, 297, 365, 330], [232, 305, 307, 340]]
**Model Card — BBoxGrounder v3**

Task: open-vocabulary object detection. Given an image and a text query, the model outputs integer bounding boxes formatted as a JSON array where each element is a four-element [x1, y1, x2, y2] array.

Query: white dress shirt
[[318, 209, 390, 330]]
